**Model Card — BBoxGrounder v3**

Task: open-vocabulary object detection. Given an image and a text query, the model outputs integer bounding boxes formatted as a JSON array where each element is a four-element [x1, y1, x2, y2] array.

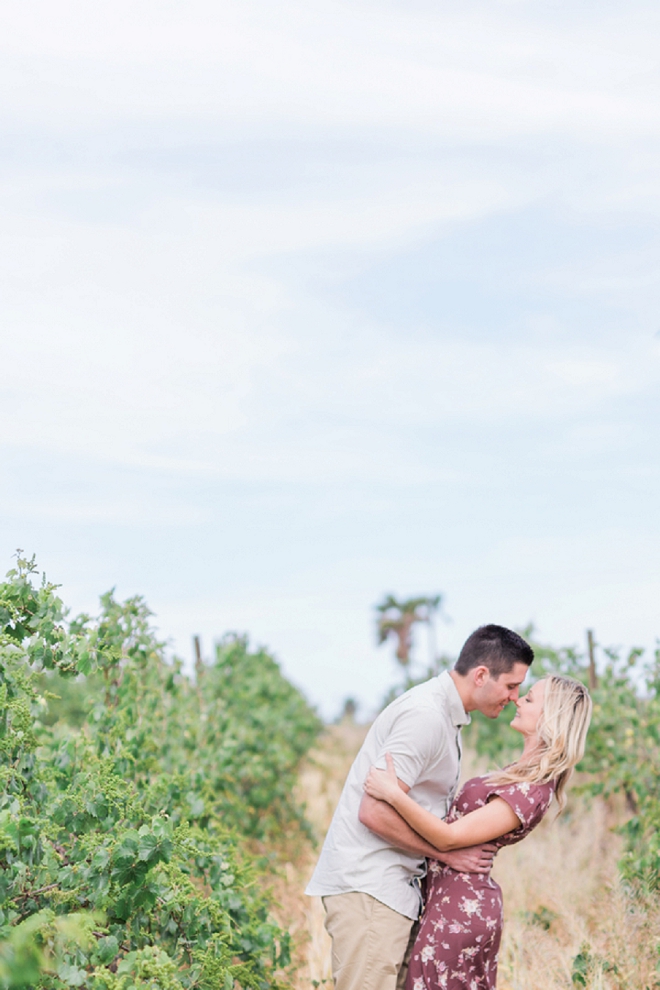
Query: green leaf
[[95, 935, 119, 965], [56, 962, 87, 987]]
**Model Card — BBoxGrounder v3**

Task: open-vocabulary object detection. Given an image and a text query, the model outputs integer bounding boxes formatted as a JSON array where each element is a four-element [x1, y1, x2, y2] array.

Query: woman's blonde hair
[[489, 674, 593, 810]]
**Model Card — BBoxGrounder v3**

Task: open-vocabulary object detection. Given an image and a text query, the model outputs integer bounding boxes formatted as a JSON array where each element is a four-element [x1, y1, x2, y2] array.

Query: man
[[305, 624, 534, 990]]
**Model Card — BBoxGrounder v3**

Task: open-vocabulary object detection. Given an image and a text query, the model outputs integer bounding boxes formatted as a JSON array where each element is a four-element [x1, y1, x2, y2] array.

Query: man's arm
[[358, 792, 439, 858], [358, 784, 496, 874]]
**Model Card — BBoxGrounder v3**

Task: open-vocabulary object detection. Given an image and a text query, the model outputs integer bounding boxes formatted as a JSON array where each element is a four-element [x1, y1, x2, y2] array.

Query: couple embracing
[[306, 624, 592, 990]]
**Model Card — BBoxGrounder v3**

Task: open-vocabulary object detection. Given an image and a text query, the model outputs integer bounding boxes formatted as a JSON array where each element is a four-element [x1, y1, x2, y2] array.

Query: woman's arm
[[364, 753, 521, 851], [359, 791, 498, 874], [359, 790, 451, 858]]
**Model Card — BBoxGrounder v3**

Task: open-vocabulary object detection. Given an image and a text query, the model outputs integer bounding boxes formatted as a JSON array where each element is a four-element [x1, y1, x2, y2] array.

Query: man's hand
[[436, 843, 497, 874]]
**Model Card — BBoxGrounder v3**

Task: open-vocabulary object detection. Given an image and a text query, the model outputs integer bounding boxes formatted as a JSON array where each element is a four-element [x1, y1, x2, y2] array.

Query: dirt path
[[271, 721, 368, 988], [277, 724, 659, 990]]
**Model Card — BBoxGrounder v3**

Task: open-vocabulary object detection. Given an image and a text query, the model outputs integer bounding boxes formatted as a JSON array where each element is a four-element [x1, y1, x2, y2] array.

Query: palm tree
[[375, 594, 442, 668]]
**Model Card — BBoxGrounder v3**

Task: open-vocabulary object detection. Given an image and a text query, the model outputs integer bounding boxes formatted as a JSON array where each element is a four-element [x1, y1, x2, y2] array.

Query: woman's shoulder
[[452, 774, 493, 811], [454, 772, 556, 811], [460, 773, 492, 792], [490, 777, 556, 828], [461, 772, 553, 798], [495, 777, 555, 802]]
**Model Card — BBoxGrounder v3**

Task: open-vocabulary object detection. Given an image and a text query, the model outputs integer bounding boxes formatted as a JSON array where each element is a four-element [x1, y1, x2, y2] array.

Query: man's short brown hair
[[454, 624, 534, 677]]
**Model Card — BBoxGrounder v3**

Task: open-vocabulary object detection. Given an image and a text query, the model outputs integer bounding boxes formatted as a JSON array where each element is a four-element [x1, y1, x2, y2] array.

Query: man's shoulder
[[384, 672, 452, 715], [375, 677, 453, 743]]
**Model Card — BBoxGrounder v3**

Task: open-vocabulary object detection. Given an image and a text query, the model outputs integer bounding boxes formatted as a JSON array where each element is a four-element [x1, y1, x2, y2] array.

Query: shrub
[[0, 555, 321, 989]]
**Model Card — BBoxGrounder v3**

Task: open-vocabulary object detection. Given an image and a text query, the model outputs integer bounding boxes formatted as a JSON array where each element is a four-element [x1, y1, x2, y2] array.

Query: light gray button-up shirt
[[306, 671, 470, 920]]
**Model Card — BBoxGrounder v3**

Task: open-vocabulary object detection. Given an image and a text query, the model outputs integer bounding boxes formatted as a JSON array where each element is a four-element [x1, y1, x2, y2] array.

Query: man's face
[[473, 662, 530, 719]]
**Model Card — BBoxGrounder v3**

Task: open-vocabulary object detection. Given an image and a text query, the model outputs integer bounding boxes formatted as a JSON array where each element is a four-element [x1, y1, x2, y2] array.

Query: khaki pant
[[322, 892, 417, 990]]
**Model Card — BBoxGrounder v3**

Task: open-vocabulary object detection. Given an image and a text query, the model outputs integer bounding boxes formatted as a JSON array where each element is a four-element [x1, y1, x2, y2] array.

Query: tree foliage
[[375, 595, 441, 668], [0, 555, 321, 989]]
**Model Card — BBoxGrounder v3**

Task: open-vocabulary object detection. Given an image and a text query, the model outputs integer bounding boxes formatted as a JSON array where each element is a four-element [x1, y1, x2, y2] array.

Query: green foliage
[[520, 905, 557, 931], [461, 706, 519, 765], [197, 636, 322, 841], [37, 671, 104, 729], [0, 554, 321, 989], [0, 909, 102, 988], [375, 594, 442, 668], [571, 942, 618, 986], [578, 643, 660, 890]]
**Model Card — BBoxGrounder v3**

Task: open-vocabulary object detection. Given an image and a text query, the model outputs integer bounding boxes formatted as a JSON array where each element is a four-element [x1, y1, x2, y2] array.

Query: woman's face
[[510, 678, 546, 737]]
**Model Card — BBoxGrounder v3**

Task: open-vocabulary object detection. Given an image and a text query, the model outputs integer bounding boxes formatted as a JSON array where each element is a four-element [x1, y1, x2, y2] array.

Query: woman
[[363, 674, 592, 990]]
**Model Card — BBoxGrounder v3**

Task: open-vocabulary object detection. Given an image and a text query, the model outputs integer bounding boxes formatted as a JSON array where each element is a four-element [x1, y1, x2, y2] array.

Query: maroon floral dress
[[406, 775, 555, 990]]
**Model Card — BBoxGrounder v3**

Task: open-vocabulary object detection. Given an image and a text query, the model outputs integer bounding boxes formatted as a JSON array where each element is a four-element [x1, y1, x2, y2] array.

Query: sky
[[1, 0, 659, 718]]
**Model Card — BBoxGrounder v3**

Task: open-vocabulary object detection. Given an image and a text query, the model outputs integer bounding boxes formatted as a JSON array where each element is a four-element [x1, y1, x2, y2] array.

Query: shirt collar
[[439, 670, 471, 727]]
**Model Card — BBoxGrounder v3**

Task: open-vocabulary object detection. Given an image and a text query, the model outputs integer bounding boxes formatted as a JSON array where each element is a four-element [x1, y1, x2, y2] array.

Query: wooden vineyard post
[[193, 634, 203, 679], [586, 629, 598, 691]]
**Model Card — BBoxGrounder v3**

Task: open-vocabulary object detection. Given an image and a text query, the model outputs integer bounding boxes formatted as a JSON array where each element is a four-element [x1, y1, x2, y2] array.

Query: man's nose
[[509, 687, 521, 701]]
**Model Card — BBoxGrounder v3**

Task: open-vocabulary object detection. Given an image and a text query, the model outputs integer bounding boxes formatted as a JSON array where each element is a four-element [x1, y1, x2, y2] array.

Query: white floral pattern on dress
[[405, 775, 555, 990]]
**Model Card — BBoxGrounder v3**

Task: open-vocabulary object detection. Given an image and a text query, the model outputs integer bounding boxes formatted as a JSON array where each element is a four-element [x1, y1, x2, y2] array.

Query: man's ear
[[471, 665, 491, 688]]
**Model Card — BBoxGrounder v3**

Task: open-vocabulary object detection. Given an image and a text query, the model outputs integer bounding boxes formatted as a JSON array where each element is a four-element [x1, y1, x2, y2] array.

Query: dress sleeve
[[489, 780, 555, 830]]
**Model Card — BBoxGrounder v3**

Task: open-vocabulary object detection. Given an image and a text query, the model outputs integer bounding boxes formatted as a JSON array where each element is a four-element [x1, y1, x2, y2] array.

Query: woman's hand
[[364, 753, 401, 805]]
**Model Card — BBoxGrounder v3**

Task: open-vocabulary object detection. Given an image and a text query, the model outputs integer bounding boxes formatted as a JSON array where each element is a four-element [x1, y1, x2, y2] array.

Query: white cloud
[[547, 359, 620, 388], [1, 0, 659, 712], [1, 146, 658, 481], [1, 0, 659, 141]]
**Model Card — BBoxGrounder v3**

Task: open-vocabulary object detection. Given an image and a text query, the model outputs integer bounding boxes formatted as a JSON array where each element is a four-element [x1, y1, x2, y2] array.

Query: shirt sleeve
[[489, 780, 554, 830], [374, 707, 447, 789]]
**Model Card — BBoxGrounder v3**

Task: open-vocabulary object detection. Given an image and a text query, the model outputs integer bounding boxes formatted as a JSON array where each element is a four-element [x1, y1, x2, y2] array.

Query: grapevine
[[0, 555, 321, 989]]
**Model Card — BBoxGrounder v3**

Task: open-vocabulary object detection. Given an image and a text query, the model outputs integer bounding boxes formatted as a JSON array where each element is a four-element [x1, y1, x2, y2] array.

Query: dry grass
[[494, 787, 660, 990], [269, 721, 368, 989], [272, 726, 660, 990]]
